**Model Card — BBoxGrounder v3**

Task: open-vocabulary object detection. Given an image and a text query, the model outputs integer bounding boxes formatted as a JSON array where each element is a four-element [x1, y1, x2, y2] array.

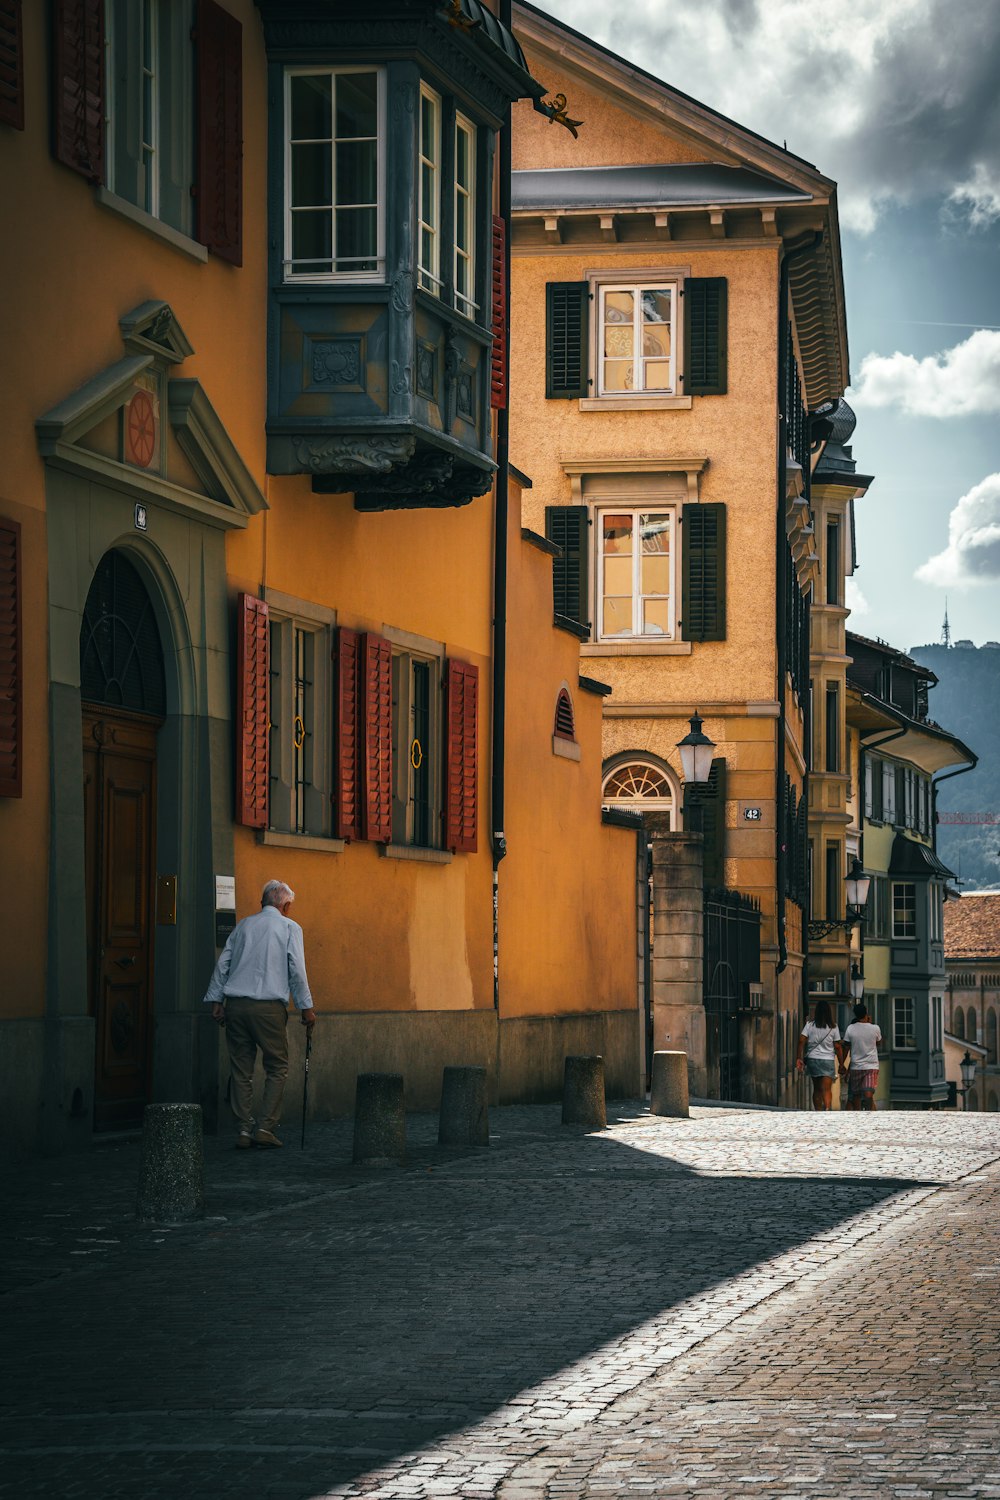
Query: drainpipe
[[491, 0, 513, 1016], [932, 756, 979, 863], [776, 232, 821, 990]]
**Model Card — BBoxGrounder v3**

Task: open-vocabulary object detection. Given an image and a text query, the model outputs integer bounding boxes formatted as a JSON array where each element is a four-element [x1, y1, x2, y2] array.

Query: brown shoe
[[236, 1131, 254, 1150], [252, 1128, 283, 1149]]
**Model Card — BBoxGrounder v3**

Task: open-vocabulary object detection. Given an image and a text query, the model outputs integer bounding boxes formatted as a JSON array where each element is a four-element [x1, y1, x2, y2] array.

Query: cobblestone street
[[3, 1104, 1000, 1499]]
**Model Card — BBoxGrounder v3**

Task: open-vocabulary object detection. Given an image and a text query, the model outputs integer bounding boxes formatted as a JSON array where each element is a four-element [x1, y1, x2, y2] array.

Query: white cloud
[[845, 578, 870, 615], [536, 0, 1000, 233], [917, 473, 1000, 585], [948, 163, 1000, 229], [849, 330, 1000, 416]]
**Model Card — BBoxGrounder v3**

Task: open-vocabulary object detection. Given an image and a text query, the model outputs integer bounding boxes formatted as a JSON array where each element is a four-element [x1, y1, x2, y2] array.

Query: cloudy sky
[[539, 0, 1000, 651]]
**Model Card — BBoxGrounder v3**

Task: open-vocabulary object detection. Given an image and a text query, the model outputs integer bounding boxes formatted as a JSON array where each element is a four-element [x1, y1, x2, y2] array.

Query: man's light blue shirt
[[203, 905, 313, 1011]]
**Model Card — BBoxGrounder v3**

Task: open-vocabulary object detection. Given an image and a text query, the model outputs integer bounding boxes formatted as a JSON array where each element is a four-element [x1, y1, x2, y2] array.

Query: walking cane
[[301, 1028, 313, 1149]]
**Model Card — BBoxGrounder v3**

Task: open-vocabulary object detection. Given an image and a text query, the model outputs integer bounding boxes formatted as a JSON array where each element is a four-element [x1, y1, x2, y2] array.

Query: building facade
[[0, 0, 642, 1153], [844, 635, 975, 1108], [944, 893, 1000, 1113], [508, 1, 850, 1102]]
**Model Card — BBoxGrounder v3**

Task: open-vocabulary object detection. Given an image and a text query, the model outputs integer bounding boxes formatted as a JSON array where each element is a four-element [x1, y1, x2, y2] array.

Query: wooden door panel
[[98, 978, 145, 1074], [103, 771, 150, 946], [84, 706, 158, 1129]]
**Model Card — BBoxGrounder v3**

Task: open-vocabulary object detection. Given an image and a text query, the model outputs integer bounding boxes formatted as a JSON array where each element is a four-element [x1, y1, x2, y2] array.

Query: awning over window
[[889, 834, 955, 881]]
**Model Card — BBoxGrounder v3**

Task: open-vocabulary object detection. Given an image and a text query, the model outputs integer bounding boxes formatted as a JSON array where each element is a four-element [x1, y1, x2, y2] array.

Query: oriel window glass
[[892, 881, 917, 939], [286, 69, 381, 278], [418, 86, 441, 294], [454, 115, 477, 318]]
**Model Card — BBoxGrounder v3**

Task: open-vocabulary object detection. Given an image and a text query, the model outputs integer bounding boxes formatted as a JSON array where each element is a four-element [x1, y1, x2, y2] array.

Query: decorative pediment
[[36, 304, 266, 530]]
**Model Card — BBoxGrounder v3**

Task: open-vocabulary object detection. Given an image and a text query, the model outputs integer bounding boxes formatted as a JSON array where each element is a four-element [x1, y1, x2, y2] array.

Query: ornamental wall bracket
[[807, 915, 862, 941], [443, 0, 480, 32], [534, 93, 583, 139], [290, 434, 415, 476]]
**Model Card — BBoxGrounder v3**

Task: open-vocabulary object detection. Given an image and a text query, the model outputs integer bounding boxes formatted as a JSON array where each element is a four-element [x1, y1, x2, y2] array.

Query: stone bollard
[[650, 1050, 690, 1118], [136, 1103, 205, 1224], [438, 1066, 489, 1147], [353, 1073, 406, 1166], [562, 1055, 606, 1128]]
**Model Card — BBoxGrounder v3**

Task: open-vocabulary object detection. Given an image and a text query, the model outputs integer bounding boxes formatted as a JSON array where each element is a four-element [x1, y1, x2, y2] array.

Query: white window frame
[[893, 995, 916, 1050], [595, 505, 677, 643], [417, 83, 442, 296], [581, 267, 691, 411], [596, 281, 677, 397], [601, 757, 679, 826], [453, 111, 477, 320], [892, 880, 917, 940], [283, 65, 386, 284]]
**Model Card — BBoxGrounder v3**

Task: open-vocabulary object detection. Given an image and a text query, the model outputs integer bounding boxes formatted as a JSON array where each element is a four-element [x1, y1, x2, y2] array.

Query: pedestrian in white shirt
[[203, 879, 315, 1149], [795, 999, 845, 1111], [840, 1001, 883, 1112]]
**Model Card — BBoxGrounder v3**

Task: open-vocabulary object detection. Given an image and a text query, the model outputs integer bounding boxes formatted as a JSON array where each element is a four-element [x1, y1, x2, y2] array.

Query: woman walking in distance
[[796, 999, 845, 1111]]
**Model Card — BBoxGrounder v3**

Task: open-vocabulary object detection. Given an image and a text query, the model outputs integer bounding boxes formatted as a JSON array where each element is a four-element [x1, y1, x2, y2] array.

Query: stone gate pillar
[[646, 818, 707, 1100]]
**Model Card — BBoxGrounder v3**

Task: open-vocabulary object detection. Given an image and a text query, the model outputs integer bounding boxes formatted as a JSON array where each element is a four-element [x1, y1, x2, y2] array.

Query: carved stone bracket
[[291, 434, 416, 476], [312, 448, 494, 510]]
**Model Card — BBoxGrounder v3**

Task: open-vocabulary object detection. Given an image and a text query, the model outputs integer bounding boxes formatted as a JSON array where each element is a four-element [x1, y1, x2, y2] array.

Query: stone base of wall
[[5, 1006, 642, 1153], [219, 1007, 642, 1129]]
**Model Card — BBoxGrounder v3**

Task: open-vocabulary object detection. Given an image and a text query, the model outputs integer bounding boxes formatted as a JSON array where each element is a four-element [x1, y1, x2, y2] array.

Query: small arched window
[[967, 1006, 978, 1044], [988, 1009, 998, 1065], [602, 754, 679, 827], [953, 1006, 965, 1040], [553, 688, 575, 741]]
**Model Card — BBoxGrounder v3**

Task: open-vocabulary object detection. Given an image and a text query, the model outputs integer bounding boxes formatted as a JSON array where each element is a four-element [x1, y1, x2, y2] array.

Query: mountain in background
[[909, 639, 1000, 892]]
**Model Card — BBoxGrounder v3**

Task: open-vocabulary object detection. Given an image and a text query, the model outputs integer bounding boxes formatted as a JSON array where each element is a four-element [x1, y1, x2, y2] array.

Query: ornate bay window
[[258, 1, 543, 508]]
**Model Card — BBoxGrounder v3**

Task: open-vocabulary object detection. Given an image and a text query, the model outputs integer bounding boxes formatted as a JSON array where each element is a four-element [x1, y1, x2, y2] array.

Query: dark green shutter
[[684, 277, 728, 395], [546, 282, 589, 399], [545, 504, 590, 636], [685, 757, 727, 889], [681, 503, 726, 642]]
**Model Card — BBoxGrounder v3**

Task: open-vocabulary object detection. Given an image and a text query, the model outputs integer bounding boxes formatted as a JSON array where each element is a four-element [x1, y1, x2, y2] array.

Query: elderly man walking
[[203, 879, 315, 1148]]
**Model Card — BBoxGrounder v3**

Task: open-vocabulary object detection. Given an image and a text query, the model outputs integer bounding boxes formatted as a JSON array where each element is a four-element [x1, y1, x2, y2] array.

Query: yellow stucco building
[[0, 0, 641, 1153], [508, 2, 849, 1102]]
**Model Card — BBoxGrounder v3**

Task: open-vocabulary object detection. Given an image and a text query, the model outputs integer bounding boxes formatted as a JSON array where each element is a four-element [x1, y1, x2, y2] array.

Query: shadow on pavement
[[0, 1116, 924, 1499]]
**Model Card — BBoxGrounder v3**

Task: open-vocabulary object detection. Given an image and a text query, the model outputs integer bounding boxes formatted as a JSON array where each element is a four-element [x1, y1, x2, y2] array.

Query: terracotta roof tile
[[944, 893, 1000, 959]]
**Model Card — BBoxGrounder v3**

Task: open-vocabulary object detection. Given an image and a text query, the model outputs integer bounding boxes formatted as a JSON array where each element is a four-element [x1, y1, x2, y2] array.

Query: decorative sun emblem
[[126, 390, 157, 469]]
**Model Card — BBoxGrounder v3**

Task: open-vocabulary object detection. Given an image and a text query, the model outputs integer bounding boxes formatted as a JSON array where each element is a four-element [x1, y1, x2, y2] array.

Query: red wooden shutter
[[52, 0, 104, 181], [490, 214, 508, 410], [361, 633, 392, 843], [0, 1, 24, 130], [444, 659, 478, 853], [195, 0, 243, 265], [235, 593, 269, 828], [0, 517, 22, 799], [333, 626, 361, 841]]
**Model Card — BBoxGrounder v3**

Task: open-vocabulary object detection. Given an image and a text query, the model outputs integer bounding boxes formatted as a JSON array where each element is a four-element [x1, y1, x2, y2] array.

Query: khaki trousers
[[225, 998, 289, 1134]]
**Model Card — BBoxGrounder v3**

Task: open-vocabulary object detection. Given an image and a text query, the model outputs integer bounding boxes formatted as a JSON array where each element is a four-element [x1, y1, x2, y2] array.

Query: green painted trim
[[46, 443, 252, 531], [168, 381, 268, 517], [119, 300, 195, 364], [36, 355, 153, 452]]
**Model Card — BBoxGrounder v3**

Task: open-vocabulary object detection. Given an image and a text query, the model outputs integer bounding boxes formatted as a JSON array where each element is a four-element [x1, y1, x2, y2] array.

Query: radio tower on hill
[[941, 598, 952, 648]]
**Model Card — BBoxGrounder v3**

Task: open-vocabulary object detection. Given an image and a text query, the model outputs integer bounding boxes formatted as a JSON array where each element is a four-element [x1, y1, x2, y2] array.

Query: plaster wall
[[501, 482, 638, 1028]]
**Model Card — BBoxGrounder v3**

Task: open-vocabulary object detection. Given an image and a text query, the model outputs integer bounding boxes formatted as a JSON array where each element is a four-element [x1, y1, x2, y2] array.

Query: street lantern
[[677, 711, 715, 786], [850, 966, 864, 1002], [960, 1050, 977, 1095], [845, 855, 871, 914]]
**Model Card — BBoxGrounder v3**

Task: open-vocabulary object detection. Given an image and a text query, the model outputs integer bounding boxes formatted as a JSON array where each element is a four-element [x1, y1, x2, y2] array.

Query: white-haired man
[[203, 879, 315, 1148]]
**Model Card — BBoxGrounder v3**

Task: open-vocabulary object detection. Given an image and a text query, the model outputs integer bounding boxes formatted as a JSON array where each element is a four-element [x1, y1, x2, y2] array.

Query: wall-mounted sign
[[738, 800, 774, 828], [215, 875, 236, 911], [134, 502, 148, 532]]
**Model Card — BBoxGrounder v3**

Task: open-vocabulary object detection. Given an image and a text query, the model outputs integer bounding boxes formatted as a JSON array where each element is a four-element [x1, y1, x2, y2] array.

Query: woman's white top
[[800, 1021, 841, 1060]]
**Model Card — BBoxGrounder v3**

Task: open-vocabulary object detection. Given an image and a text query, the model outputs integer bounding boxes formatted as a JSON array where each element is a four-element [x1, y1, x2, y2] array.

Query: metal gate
[[704, 889, 761, 1102]]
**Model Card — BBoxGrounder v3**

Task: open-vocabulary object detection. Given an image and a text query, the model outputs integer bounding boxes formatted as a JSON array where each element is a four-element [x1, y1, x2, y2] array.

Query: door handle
[[114, 956, 136, 969]]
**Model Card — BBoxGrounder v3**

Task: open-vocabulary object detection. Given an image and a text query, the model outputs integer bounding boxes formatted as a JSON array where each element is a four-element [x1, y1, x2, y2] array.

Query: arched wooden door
[[80, 552, 165, 1129]]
